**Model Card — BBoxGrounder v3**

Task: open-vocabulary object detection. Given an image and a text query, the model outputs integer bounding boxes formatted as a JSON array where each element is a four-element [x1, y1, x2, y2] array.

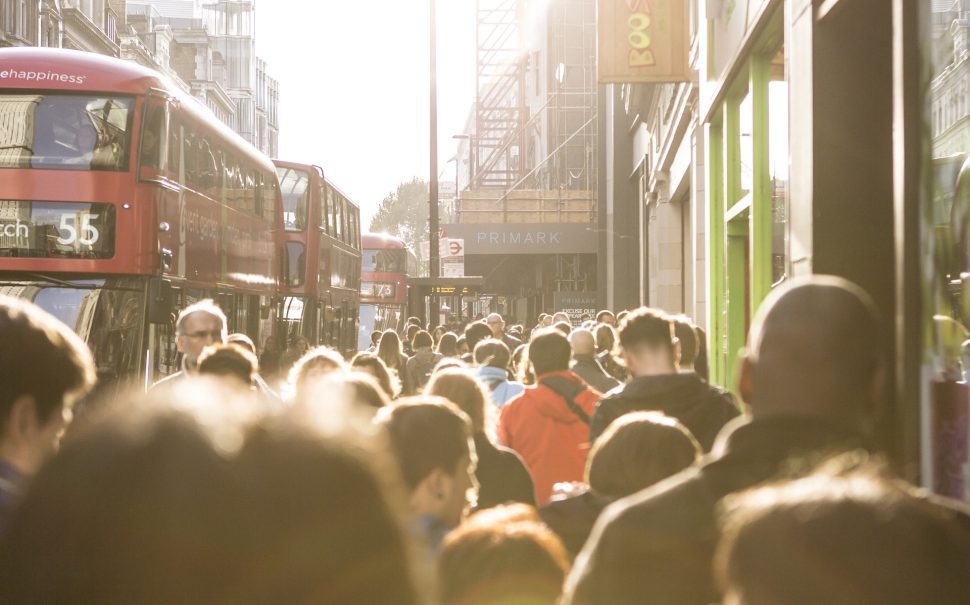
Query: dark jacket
[[563, 416, 871, 605], [502, 333, 524, 351], [405, 349, 442, 392], [571, 355, 620, 395], [540, 490, 612, 559], [473, 433, 536, 510], [590, 373, 739, 450]]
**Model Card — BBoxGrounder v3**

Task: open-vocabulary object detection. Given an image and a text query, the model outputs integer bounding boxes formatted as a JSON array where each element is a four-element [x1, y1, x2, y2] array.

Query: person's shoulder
[[597, 465, 716, 544]]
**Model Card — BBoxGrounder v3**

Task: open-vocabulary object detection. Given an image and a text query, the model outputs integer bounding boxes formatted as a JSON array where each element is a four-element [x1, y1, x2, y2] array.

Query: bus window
[[261, 174, 279, 223], [139, 101, 164, 171], [319, 181, 330, 234], [4, 94, 133, 171], [243, 168, 256, 214], [326, 186, 336, 235], [277, 167, 310, 231], [286, 241, 306, 287], [334, 193, 344, 241], [168, 116, 181, 180]]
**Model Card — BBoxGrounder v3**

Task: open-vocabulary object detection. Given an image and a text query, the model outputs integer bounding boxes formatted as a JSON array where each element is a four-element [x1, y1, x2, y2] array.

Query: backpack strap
[[539, 375, 591, 425]]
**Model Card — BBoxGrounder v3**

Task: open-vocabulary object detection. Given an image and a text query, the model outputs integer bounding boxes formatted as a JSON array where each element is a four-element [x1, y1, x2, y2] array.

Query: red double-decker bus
[[358, 232, 417, 350], [274, 160, 361, 357], [0, 48, 283, 390]]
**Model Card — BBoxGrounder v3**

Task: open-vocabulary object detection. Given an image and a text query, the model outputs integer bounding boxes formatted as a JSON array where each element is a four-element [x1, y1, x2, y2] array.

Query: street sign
[[448, 239, 464, 257]]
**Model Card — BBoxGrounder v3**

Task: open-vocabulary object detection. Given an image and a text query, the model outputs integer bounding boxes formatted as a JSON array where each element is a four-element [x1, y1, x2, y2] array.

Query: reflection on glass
[[277, 167, 310, 231], [286, 241, 306, 287], [0, 277, 145, 383], [362, 249, 406, 273], [769, 79, 789, 284], [739, 90, 753, 198], [0, 94, 132, 171]]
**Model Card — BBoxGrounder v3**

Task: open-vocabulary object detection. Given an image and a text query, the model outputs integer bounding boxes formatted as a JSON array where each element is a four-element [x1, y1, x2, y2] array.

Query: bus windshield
[[277, 167, 310, 231], [0, 93, 133, 171], [362, 249, 405, 273]]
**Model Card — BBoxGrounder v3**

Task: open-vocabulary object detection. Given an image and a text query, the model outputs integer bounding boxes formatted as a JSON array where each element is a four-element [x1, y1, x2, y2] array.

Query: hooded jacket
[[476, 365, 525, 408], [498, 370, 601, 505], [589, 372, 739, 451]]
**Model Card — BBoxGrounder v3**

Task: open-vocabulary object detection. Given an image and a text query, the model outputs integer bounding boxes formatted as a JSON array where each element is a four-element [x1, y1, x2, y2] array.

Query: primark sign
[[442, 223, 597, 255]]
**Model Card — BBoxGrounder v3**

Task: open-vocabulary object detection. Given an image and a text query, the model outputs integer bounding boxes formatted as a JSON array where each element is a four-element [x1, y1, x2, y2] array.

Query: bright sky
[[256, 1, 477, 227]]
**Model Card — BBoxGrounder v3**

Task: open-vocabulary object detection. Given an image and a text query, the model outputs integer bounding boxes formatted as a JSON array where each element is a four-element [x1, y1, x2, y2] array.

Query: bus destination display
[[0, 201, 115, 259]]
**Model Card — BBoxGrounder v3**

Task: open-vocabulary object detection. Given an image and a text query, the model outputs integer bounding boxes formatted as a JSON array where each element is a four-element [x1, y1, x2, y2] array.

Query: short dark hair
[[198, 343, 257, 386], [378, 398, 472, 490], [594, 323, 616, 353], [464, 322, 493, 352], [670, 315, 698, 366], [370, 330, 382, 346], [596, 310, 615, 323], [528, 329, 572, 376], [618, 307, 674, 354], [587, 412, 700, 499], [411, 330, 433, 350], [473, 338, 511, 369], [407, 316, 421, 326], [0, 296, 95, 433]]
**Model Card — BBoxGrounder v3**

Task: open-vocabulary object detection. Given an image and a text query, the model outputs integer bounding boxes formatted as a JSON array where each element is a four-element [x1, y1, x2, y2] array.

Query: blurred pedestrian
[[153, 299, 228, 389], [568, 328, 620, 394], [594, 323, 627, 382], [540, 412, 700, 558], [376, 330, 411, 395], [288, 346, 347, 401], [0, 296, 95, 536], [485, 312, 523, 351], [436, 332, 459, 358], [377, 397, 477, 556], [197, 343, 258, 390], [565, 277, 889, 605], [405, 330, 442, 392], [438, 504, 569, 605], [351, 352, 399, 400], [499, 329, 601, 505], [588, 308, 739, 449], [462, 321, 492, 364], [716, 461, 970, 605], [474, 338, 525, 408], [426, 369, 534, 510], [596, 310, 616, 327]]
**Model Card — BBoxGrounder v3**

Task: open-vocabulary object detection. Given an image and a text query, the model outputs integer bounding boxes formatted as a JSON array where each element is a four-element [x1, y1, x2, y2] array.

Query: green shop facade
[[624, 0, 969, 499]]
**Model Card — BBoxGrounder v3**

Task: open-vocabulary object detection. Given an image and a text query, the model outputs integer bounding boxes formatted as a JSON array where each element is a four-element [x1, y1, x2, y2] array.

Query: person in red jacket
[[498, 328, 601, 505]]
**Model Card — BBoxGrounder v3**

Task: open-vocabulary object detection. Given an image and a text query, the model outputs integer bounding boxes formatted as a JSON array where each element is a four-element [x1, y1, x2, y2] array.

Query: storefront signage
[[441, 224, 597, 255], [553, 291, 600, 326], [597, 0, 691, 83]]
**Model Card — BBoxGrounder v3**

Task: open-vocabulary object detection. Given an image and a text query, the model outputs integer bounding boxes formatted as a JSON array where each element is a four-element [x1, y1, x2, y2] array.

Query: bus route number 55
[[57, 213, 100, 247]]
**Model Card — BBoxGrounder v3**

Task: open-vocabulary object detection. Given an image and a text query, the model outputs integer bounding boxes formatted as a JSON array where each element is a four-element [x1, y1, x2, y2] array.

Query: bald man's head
[[569, 329, 596, 356], [741, 276, 883, 428]]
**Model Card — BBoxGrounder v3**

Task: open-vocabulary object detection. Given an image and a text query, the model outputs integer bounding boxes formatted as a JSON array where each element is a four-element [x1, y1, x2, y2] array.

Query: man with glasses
[[485, 313, 522, 351], [152, 300, 228, 390]]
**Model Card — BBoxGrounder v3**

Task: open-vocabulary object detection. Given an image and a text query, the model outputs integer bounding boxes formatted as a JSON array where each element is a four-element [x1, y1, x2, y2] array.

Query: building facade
[[449, 0, 600, 324], [597, 0, 970, 501]]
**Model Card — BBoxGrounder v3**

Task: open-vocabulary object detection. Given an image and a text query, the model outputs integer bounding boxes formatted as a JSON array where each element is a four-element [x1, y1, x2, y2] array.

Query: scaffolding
[[473, 0, 527, 189]]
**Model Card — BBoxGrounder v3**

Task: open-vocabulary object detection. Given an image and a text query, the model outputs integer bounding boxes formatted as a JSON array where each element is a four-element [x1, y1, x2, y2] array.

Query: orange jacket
[[498, 370, 601, 505]]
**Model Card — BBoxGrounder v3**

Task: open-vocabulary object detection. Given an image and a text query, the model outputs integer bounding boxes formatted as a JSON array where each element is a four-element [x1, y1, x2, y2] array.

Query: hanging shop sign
[[553, 291, 600, 326], [598, 0, 691, 83]]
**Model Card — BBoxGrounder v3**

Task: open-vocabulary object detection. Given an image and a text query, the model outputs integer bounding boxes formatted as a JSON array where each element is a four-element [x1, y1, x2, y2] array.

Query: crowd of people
[[0, 276, 969, 604]]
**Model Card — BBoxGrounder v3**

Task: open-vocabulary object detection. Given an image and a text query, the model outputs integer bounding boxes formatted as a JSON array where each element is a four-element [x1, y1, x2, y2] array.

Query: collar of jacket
[[572, 354, 600, 366], [478, 366, 508, 380], [703, 414, 870, 493], [535, 369, 583, 384]]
